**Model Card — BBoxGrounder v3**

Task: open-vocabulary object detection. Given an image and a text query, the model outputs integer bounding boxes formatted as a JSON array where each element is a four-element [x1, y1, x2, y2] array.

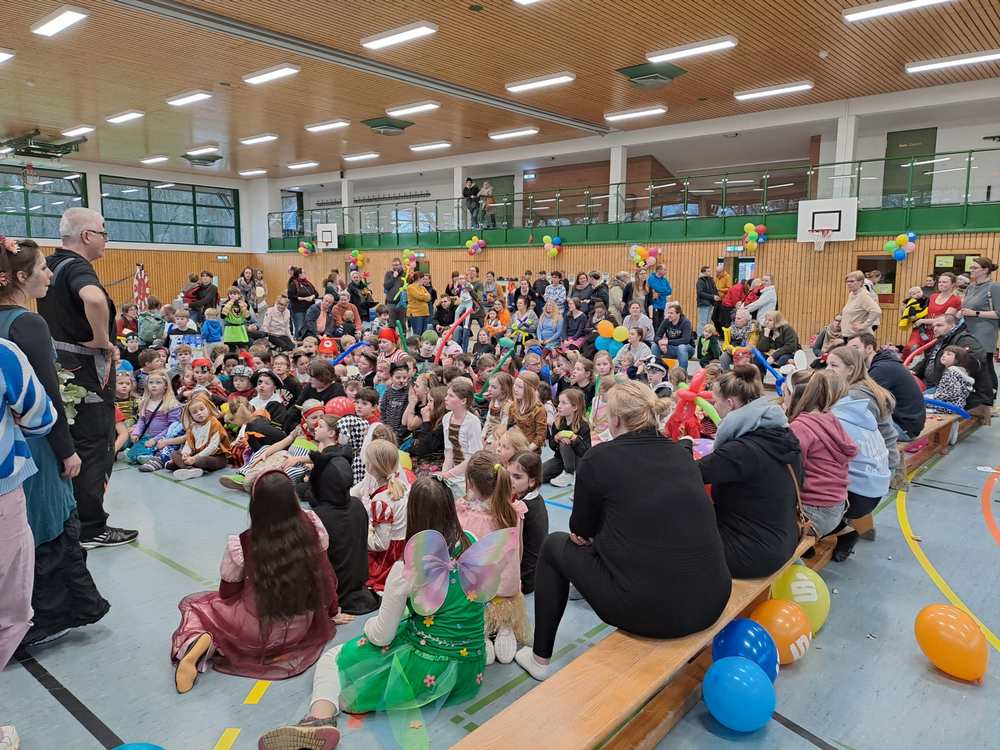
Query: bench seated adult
[[514, 380, 733, 681]]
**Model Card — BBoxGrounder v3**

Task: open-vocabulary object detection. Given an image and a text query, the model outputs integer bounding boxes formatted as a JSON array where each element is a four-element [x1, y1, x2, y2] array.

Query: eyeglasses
[[85, 229, 109, 239]]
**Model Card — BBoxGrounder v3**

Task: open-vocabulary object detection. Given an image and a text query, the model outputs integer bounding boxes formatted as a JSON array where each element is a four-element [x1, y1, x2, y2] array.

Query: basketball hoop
[[21, 163, 40, 191], [809, 229, 832, 252]]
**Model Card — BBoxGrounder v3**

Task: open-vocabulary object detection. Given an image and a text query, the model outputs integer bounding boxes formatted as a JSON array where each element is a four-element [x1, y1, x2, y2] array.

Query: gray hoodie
[[831, 396, 890, 498], [714, 396, 788, 447], [847, 383, 898, 472]]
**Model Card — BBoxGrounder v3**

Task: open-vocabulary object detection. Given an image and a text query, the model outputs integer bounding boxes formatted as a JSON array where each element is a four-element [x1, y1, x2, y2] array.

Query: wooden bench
[[903, 413, 976, 471], [455, 537, 834, 750]]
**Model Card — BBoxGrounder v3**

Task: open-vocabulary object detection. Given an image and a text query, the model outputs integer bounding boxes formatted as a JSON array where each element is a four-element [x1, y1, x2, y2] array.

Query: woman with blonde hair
[[507, 371, 548, 453], [537, 300, 564, 351], [516, 380, 731, 681], [354, 439, 410, 591], [757, 310, 800, 370]]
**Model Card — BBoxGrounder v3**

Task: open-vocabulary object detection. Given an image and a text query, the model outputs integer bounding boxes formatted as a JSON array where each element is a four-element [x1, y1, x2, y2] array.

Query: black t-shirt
[[39, 249, 116, 345]]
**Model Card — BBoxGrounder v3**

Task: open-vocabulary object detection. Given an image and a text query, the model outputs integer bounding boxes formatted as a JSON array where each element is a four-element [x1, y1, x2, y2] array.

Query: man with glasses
[[841, 270, 882, 336], [37, 208, 138, 549]]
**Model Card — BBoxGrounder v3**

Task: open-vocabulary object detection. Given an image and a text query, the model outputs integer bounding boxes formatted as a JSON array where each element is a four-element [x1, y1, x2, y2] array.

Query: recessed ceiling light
[[242, 63, 301, 85], [0, 48, 14, 64], [239, 169, 268, 177], [121, 188, 140, 194], [343, 152, 379, 162], [186, 145, 219, 156], [385, 100, 440, 117], [361, 22, 438, 50], [305, 119, 350, 133], [287, 161, 319, 170], [604, 105, 668, 122], [141, 155, 169, 164], [166, 89, 212, 107], [843, 0, 952, 23], [64, 173, 81, 180], [153, 183, 175, 189], [61, 125, 94, 137], [489, 126, 540, 140], [409, 141, 452, 152], [240, 133, 279, 145], [646, 35, 738, 63], [106, 110, 145, 124], [505, 72, 575, 93], [905, 50, 1000, 73], [734, 80, 813, 101], [31, 5, 87, 37], [513, 0, 543, 4]]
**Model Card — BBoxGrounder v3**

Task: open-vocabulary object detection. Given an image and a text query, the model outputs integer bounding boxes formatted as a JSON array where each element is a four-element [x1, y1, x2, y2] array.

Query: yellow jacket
[[406, 282, 432, 317]]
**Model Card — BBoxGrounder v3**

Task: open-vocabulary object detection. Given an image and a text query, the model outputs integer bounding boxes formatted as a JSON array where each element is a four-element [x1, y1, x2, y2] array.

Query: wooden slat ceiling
[[2, 0, 999, 179]]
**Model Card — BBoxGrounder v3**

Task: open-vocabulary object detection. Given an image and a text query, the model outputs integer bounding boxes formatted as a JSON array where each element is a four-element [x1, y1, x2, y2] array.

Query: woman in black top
[[563, 297, 589, 345], [698, 365, 801, 578], [516, 381, 732, 680], [286, 266, 318, 339]]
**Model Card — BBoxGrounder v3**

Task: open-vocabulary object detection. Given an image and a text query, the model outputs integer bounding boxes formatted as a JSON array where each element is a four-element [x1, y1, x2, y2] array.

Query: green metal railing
[[268, 147, 1000, 249]]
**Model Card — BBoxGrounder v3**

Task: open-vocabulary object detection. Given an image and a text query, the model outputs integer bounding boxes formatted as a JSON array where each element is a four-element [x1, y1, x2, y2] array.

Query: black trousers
[[24, 511, 110, 644], [70, 399, 116, 540], [542, 443, 579, 482]]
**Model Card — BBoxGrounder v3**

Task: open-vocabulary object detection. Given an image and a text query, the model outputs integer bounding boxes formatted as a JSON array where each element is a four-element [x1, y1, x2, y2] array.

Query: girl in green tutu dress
[[221, 287, 250, 352], [258, 476, 517, 750]]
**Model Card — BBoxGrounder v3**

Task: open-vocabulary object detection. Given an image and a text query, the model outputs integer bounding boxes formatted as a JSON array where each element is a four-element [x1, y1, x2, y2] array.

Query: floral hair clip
[[0, 236, 20, 255]]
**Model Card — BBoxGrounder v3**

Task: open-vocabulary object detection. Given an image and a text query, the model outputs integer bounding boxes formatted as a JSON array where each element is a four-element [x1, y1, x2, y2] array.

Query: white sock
[[515, 646, 550, 681]]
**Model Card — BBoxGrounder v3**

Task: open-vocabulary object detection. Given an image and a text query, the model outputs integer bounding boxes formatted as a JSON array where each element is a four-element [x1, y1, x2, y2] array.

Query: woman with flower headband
[[0, 237, 110, 649]]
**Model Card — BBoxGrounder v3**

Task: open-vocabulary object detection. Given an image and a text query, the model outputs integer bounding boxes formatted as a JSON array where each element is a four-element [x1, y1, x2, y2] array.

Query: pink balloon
[[648, 247, 659, 257], [904, 241, 916, 253]]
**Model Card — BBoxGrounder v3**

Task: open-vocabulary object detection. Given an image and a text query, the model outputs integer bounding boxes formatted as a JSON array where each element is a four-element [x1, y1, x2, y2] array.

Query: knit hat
[[231, 364, 254, 380], [191, 357, 212, 369], [378, 327, 399, 345], [318, 337, 339, 356]]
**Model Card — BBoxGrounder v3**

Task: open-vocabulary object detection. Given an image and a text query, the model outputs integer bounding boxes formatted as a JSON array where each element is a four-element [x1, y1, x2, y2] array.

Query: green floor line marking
[[150, 472, 249, 511], [450, 715, 463, 725], [463, 722, 478, 732], [464, 639, 582, 716], [582, 622, 611, 639], [112, 464, 135, 473], [873, 494, 897, 517], [129, 541, 214, 586], [547, 487, 574, 501], [831, 739, 865, 750]]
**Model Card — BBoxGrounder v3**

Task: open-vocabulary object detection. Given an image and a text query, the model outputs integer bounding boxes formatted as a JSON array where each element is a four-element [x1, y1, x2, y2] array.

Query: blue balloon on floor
[[118, 745, 166, 750], [712, 617, 779, 682], [703, 656, 776, 733]]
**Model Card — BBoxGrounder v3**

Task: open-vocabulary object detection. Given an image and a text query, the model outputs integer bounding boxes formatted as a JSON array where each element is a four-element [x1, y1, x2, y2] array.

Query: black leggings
[[541, 443, 578, 483], [832, 491, 880, 535]]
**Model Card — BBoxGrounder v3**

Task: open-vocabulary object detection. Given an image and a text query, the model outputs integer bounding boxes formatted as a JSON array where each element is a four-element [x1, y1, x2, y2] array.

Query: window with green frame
[[100, 176, 240, 246], [0, 166, 88, 238]]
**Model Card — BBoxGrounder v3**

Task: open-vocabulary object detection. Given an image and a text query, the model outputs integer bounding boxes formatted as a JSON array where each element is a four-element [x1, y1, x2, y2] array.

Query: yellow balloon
[[612, 325, 629, 342], [770, 565, 831, 632], [895, 233, 908, 247], [746, 240, 758, 251], [744, 222, 756, 233]]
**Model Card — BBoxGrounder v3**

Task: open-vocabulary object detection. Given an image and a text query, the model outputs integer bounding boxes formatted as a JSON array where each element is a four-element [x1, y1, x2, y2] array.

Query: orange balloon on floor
[[914, 604, 988, 682], [750, 599, 813, 665]]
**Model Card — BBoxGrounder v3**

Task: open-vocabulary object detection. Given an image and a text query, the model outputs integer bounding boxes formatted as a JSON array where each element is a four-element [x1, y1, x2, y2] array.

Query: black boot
[[833, 531, 858, 562]]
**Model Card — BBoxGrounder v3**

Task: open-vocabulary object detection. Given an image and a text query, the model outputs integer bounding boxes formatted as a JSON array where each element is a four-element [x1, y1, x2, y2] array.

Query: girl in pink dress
[[170, 471, 338, 693], [456, 450, 528, 665]]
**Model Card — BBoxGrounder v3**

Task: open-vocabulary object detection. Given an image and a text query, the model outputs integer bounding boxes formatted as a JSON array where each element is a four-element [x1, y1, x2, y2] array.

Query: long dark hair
[[0, 239, 41, 300], [248, 472, 326, 634], [406, 476, 470, 555]]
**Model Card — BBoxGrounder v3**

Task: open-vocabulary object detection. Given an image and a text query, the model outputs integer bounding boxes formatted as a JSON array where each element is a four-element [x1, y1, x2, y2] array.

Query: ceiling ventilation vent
[[616, 62, 687, 88], [182, 153, 224, 167], [362, 117, 414, 136], [0, 129, 87, 159]]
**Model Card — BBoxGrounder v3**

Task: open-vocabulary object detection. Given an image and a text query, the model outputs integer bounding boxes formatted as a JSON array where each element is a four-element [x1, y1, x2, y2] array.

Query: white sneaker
[[494, 627, 517, 664], [173, 468, 205, 481], [484, 637, 496, 665], [0, 725, 20, 750], [514, 646, 550, 681], [550, 471, 575, 488]]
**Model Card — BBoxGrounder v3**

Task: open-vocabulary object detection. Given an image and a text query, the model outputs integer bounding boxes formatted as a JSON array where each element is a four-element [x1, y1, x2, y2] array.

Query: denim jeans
[[697, 306, 713, 335], [410, 316, 430, 337], [291, 310, 307, 339], [654, 343, 694, 369]]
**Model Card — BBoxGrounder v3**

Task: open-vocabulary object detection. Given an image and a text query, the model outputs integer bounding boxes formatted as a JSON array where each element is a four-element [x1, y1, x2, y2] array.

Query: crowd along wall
[[50, 231, 999, 348]]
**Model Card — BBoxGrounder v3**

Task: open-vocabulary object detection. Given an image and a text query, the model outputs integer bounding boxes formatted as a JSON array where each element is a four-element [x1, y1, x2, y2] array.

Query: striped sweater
[[0, 338, 56, 494]]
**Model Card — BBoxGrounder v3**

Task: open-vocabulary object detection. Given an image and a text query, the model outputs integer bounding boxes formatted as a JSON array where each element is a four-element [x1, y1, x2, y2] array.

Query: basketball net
[[809, 229, 832, 252]]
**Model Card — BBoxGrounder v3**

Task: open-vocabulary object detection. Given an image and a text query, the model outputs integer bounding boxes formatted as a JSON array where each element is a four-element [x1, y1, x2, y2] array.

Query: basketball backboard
[[315, 223, 339, 250], [796, 197, 858, 244]]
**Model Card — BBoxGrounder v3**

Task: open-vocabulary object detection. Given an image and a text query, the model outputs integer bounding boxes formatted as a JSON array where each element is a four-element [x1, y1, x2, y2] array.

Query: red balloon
[[756, 224, 767, 235], [325, 396, 356, 417]]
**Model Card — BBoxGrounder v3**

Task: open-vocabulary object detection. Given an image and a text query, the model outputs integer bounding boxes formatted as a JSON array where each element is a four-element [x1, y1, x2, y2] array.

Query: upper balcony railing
[[268, 148, 1000, 241]]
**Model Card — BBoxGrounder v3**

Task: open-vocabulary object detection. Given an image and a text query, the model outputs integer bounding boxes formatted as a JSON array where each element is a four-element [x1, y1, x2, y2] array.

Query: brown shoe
[[219, 475, 247, 492], [257, 725, 340, 750], [175, 633, 213, 694]]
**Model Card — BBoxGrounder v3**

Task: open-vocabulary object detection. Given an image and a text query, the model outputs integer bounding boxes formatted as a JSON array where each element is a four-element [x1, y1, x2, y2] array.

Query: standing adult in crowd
[[841, 271, 882, 335], [346, 269, 374, 323], [846, 333, 926, 441], [654, 302, 694, 370], [236, 267, 256, 309], [462, 178, 480, 228], [0, 238, 110, 645], [608, 272, 629, 322], [286, 266, 317, 338], [544, 272, 567, 315], [695, 266, 720, 335], [480, 180, 496, 228], [745, 274, 777, 321], [515, 381, 732, 681], [37, 208, 138, 548], [958, 257, 999, 400], [623, 267, 650, 317], [531, 271, 549, 315], [712, 261, 734, 330], [189, 271, 219, 326], [406, 271, 433, 336], [648, 264, 673, 329], [718, 275, 748, 329], [383, 258, 407, 332]]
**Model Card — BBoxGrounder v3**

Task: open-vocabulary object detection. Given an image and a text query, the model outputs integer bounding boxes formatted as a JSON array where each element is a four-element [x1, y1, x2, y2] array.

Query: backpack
[[137, 311, 164, 346]]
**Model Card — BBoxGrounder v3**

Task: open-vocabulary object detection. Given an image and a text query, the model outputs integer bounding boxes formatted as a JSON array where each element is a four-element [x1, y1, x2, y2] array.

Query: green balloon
[[498, 337, 515, 350], [884, 240, 898, 253], [747, 231, 759, 241]]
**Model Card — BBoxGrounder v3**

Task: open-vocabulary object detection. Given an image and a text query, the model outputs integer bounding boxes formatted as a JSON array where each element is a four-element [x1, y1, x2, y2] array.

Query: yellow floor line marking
[[244, 680, 271, 705], [896, 487, 1000, 652], [213, 727, 241, 750]]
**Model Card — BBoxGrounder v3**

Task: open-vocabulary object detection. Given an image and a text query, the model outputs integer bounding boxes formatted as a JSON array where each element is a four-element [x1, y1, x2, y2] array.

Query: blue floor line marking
[[545, 499, 573, 511]]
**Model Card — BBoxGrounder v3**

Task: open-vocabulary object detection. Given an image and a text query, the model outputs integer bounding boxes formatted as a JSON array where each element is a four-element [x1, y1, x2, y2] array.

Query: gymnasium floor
[[5, 419, 999, 750]]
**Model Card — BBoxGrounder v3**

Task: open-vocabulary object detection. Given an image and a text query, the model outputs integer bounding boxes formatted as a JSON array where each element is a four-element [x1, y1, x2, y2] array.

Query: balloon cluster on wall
[[885, 231, 918, 262], [542, 234, 562, 258], [348, 249, 367, 270], [465, 235, 487, 256], [627, 244, 659, 268], [593, 320, 628, 357], [742, 223, 768, 252], [297, 240, 316, 256], [401, 248, 418, 275]]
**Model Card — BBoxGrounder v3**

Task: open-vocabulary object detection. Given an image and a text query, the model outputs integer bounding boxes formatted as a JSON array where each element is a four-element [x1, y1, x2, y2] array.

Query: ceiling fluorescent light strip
[[61, 125, 94, 137], [843, 0, 952, 23], [306, 119, 350, 132], [343, 152, 379, 162], [287, 161, 319, 170], [905, 49, 1000, 73], [604, 105, 668, 122], [361, 22, 438, 50], [240, 133, 278, 145], [489, 127, 540, 140], [31, 5, 88, 37], [153, 183, 175, 189], [243, 63, 300, 85], [186, 145, 219, 155], [646, 35, 738, 63], [106, 110, 144, 124], [506, 72, 575, 93], [141, 155, 168, 164], [409, 141, 452, 152], [166, 89, 212, 107], [239, 169, 268, 177], [385, 100, 440, 117], [734, 80, 813, 101]]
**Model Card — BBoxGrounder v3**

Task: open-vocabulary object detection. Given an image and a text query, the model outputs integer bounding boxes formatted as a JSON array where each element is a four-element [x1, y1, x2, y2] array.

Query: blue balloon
[[329, 340, 371, 366], [595, 336, 611, 352], [712, 618, 779, 682], [607, 340, 624, 358], [751, 347, 785, 393], [552, 236, 562, 246], [907, 231, 918, 242], [893, 248, 907, 261], [540, 364, 552, 383], [118, 745, 167, 750], [759, 234, 767, 243], [703, 656, 776, 733], [924, 397, 972, 419]]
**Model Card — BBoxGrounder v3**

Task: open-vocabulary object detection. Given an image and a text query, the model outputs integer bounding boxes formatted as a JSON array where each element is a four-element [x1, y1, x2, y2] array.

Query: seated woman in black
[[516, 381, 732, 681], [698, 365, 802, 578]]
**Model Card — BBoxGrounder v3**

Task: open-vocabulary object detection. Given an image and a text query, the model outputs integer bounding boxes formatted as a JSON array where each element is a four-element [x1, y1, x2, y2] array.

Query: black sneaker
[[81, 527, 138, 549]]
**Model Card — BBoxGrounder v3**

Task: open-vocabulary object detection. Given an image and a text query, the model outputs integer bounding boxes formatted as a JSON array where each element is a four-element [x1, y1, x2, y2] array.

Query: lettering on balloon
[[789, 573, 819, 603], [789, 634, 812, 661]]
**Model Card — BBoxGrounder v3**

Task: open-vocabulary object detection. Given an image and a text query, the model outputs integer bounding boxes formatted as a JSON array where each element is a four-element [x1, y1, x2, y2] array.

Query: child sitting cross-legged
[[162, 393, 232, 481], [543, 388, 592, 488], [170, 471, 339, 694], [353, 439, 411, 592], [128, 370, 184, 470]]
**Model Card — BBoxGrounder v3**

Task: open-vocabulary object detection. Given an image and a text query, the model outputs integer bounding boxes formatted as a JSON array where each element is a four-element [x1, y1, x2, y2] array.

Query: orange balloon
[[914, 604, 988, 682], [596, 320, 615, 339], [750, 599, 813, 665]]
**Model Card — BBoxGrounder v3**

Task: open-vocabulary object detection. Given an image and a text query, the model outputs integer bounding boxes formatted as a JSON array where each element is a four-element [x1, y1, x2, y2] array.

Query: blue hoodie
[[648, 273, 673, 310], [831, 396, 890, 499]]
